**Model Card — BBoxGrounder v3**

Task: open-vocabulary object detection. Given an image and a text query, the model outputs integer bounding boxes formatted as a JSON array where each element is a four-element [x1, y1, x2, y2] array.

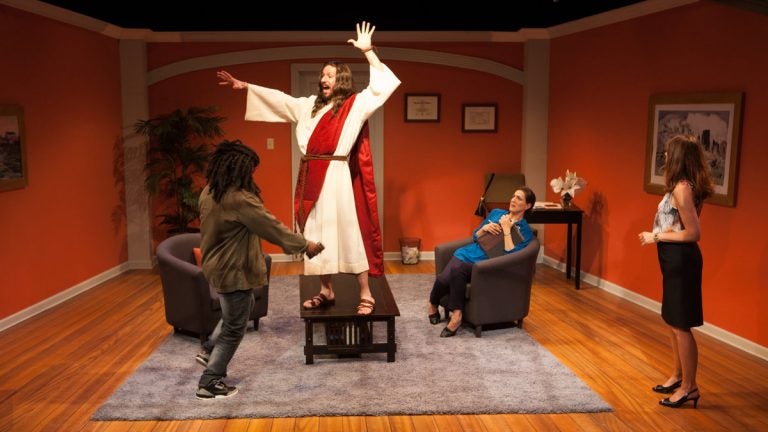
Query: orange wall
[[547, 1, 768, 345], [0, 7, 126, 319], [3, 2, 766, 351], [144, 46, 523, 253]]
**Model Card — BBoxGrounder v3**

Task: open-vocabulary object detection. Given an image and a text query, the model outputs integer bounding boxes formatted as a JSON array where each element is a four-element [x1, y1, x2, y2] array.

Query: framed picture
[[462, 104, 497, 133], [0, 104, 27, 192], [645, 92, 743, 207], [404, 93, 440, 122]]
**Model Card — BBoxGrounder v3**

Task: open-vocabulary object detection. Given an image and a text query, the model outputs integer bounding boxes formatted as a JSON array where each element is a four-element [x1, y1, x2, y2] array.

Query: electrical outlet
[[266, 138, 274, 150]]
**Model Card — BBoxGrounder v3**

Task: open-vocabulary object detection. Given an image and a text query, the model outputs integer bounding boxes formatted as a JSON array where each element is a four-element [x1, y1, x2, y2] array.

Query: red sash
[[294, 94, 384, 277]]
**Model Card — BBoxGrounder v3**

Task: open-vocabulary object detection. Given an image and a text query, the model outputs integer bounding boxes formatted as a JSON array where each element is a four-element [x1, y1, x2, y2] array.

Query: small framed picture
[[405, 94, 440, 122], [462, 104, 497, 133], [0, 104, 27, 192]]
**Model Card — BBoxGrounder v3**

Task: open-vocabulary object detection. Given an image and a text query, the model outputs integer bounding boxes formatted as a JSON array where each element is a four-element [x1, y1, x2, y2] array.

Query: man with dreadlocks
[[217, 21, 400, 316], [195, 140, 321, 399]]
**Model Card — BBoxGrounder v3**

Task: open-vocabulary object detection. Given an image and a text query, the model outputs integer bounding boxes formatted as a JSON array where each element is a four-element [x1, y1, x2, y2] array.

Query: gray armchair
[[156, 233, 271, 343], [434, 234, 540, 337]]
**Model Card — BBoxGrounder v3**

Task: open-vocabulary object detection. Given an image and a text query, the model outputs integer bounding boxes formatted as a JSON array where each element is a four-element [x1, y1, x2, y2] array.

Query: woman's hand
[[499, 214, 513, 232], [483, 222, 503, 235], [347, 21, 375, 52], [217, 70, 248, 90], [638, 231, 655, 246]]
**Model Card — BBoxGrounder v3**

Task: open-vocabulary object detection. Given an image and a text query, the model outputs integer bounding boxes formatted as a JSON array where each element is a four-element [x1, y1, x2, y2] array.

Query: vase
[[561, 193, 572, 208]]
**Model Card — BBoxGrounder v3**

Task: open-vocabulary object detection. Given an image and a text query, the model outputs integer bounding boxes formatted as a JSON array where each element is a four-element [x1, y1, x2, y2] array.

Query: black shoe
[[652, 379, 682, 394], [428, 312, 441, 325], [660, 389, 700, 409], [195, 351, 210, 367], [196, 379, 238, 399], [440, 325, 458, 337]]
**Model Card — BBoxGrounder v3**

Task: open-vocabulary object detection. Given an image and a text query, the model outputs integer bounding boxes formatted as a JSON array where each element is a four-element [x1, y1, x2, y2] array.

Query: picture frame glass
[[462, 104, 497, 132], [405, 94, 440, 122], [645, 93, 742, 207], [0, 104, 27, 192]]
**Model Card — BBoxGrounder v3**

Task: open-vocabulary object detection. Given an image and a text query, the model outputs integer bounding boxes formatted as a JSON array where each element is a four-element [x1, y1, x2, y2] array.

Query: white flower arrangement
[[550, 169, 587, 198]]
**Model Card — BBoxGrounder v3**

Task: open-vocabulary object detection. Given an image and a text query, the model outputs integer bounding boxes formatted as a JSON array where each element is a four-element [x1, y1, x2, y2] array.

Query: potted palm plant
[[134, 106, 225, 234]]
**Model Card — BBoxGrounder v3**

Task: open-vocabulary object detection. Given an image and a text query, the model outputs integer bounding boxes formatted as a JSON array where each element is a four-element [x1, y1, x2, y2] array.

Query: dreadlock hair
[[206, 139, 261, 203], [311, 61, 355, 117]]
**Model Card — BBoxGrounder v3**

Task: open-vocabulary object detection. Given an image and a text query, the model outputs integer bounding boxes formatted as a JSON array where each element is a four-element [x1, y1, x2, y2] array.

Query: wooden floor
[[2, 260, 767, 432]]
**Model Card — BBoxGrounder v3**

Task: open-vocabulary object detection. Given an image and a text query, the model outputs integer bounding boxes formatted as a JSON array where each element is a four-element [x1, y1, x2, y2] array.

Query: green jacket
[[199, 185, 307, 293]]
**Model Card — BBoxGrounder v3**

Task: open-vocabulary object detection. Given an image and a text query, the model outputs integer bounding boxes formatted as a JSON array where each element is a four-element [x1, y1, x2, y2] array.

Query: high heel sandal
[[428, 312, 441, 325], [652, 379, 682, 394], [440, 319, 461, 338], [659, 388, 700, 409]]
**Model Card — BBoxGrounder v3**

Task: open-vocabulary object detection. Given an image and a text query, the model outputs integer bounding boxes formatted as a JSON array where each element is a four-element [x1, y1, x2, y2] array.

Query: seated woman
[[428, 186, 536, 337]]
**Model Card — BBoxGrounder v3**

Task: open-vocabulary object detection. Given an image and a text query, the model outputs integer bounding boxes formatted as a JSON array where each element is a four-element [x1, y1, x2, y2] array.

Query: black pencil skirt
[[657, 242, 703, 329]]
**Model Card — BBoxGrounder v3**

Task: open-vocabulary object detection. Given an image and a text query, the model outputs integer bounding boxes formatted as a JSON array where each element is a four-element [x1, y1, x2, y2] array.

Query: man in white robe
[[217, 21, 400, 315]]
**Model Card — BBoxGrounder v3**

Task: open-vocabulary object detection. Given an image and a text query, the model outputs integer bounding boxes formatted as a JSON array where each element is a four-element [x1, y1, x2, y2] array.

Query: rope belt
[[296, 154, 348, 233], [301, 154, 348, 162]]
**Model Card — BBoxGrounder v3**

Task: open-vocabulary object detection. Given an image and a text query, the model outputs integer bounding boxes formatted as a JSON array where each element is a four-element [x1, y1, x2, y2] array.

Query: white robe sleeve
[[245, 84, 313, 123], [356, 64, 401, 118]]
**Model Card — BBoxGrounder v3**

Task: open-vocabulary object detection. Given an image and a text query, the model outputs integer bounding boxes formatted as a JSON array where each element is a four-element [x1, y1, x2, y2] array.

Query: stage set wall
[[1, 1, 765, 350]]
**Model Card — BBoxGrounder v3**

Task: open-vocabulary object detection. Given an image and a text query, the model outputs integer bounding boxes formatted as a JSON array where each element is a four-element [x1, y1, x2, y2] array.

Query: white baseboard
[[0, 262, 132, 332], [541, 255, 768, 362]]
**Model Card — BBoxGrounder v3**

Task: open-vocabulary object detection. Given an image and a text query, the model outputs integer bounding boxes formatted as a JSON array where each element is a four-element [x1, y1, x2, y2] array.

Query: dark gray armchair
[[156, 233, 271, 343], [434, 234, 540, 337]]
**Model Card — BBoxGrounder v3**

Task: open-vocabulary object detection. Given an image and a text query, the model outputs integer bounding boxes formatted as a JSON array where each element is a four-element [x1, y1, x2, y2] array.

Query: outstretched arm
[[347, 21, 383, 71], [217, 70, 248, 90]]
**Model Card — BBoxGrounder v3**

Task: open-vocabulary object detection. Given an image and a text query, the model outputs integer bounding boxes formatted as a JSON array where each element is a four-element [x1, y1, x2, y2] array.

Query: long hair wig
[[311, 61, 355, 117]]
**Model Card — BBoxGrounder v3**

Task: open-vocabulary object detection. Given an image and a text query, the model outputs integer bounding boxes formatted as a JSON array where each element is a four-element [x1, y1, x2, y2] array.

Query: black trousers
[[429, 257, 473, 312]]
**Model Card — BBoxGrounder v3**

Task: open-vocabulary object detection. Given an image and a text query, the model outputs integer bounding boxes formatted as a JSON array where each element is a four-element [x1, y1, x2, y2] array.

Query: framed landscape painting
[[0, 104, 27, 192], [645, 92, 743, 207]]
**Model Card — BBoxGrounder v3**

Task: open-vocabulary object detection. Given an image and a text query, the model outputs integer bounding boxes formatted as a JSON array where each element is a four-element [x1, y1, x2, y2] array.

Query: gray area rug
[[93, 274, 611, 420]]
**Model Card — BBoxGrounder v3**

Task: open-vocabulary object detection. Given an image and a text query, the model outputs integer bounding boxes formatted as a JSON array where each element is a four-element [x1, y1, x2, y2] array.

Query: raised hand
[[347, 21, 375, 52], [217, 70, 248, 90]]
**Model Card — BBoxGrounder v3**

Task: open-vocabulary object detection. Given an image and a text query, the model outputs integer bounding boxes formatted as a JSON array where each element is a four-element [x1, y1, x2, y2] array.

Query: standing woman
[[639, 135, 713, 408]]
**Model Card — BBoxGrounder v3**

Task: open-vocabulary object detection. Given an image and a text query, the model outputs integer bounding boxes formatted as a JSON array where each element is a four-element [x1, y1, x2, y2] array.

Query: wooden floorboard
[[1, 260, 767, 432]]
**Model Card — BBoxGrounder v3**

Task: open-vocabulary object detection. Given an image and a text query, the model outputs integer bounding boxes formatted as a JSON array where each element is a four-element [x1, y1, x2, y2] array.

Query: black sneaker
[[195, 379, 237, 399], [195, 351, 209, 367]]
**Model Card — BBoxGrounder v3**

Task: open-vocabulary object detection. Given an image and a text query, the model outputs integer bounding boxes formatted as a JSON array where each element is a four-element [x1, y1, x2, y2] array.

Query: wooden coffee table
[[299, 274, 400, 364]]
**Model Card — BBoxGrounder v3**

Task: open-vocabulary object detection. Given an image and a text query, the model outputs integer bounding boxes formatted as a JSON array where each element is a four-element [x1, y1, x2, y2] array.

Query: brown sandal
[[303, 292, 335, 309], [356, 298, 375, 316]]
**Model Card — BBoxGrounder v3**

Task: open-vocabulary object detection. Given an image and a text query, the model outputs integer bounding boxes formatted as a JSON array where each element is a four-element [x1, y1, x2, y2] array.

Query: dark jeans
[[198, 289, 254, 387], [429, 257, 473, 312]]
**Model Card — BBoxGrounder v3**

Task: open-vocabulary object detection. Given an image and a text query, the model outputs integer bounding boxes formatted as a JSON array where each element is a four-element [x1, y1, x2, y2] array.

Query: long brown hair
[[663, 135, 714, 207], [311, 61, 354, 117]]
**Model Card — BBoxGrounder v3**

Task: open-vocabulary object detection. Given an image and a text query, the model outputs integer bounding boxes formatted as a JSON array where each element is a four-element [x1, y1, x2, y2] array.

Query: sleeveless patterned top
[[652, 180, 700, 234], [652, 192, 681, 234]]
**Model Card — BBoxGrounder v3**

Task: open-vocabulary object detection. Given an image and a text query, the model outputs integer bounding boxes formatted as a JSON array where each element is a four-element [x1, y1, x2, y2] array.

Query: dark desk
[[527, 206, 584, 289], [299, 274, 400, 364]]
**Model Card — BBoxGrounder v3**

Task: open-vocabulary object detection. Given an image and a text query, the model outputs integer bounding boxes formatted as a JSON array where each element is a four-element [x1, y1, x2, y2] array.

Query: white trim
[[0, 262, 131, 332], [147, 46, 524, 86], [541, 255, 768, 362]]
